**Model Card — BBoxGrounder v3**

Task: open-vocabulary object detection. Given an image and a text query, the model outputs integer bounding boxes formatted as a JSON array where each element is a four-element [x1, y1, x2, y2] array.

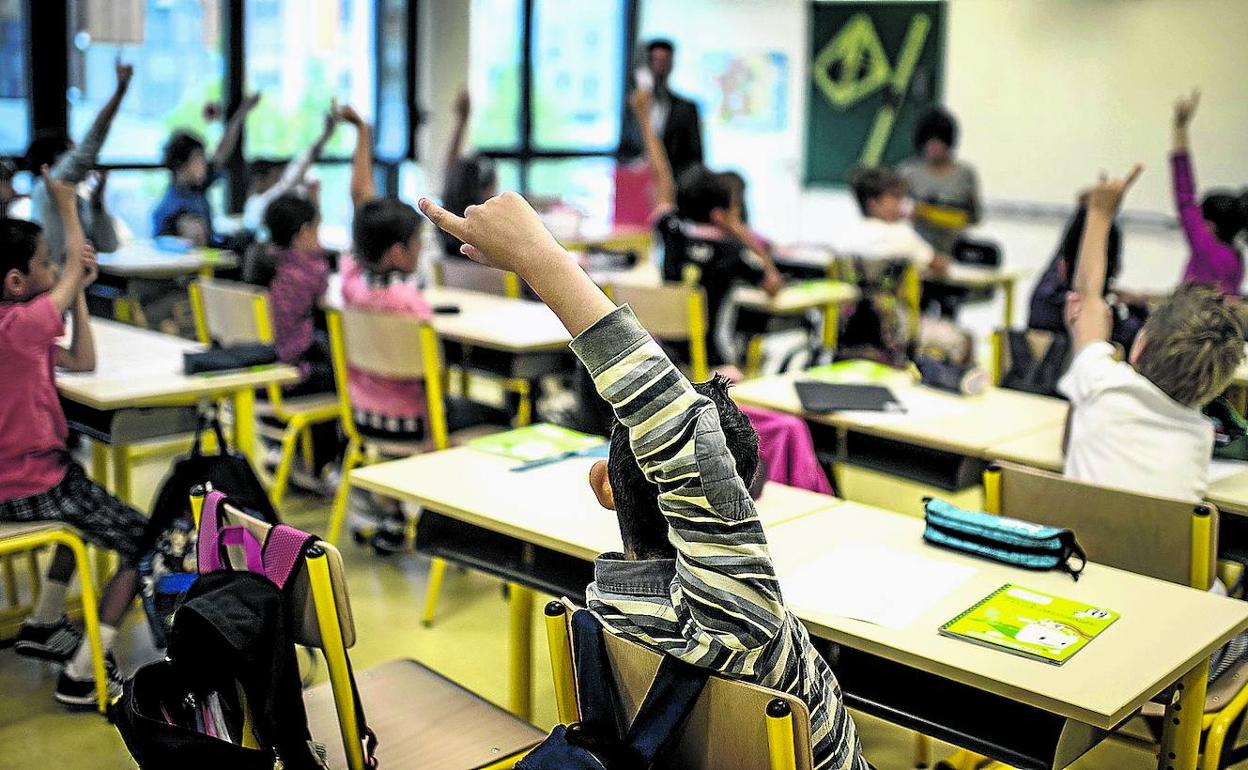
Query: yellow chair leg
[[301, 428, 316, 474], [327, 441, 363, 545], [2, 556, 17, 608], [306, 548, 367, 770], [94, 547, 112, 596], [232, 388, 258, 465], [91, 441, 108, 484], [269, 420, 305, 508], [745, 336, 766, 377], [1158, 659, 1211, 770], [914, 733, 931, 768], [508, 581, 534, 721], [111, 444, 132, 504], [422, 557, 448, 627]]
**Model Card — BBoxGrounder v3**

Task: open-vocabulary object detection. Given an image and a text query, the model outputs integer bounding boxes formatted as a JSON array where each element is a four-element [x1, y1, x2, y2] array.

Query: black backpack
[[1000, 330, 1071, 397], [518, 610, 708, 770]]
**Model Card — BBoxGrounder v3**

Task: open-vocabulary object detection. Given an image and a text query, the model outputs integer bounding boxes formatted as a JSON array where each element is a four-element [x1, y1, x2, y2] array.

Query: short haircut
[[162, 131, 206, 172], [24, 130, 72, 173], [715, 170, 749, 223], [1, 218, 44, 277], [264, 194, 318, 249], [646, 39, 674, 55], [849, 166, 908, 216], [1201, 190, 1248, 247], [676, 164, 731, 223], [913, 106, 958, 152], [607, 375, 760, 560], [440, 156, 497, 255], [1136, 284, 1245, 407], [352, 197, 421, 268], [1059, 206, 1121, 294]]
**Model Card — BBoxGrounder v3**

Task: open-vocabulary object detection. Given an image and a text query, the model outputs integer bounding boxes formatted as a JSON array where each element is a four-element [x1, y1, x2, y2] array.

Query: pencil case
[[922, 498, 1087, 580], [184, 344, 277, 375]]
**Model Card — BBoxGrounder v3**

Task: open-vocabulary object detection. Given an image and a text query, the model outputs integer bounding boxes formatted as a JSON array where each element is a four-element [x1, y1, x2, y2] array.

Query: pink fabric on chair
[[740, 405, 834, 495], [613, 162, 656, 227]]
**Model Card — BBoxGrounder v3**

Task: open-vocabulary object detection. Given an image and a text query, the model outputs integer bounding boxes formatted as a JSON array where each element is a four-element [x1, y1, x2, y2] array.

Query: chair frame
[[541, 601, 802, 770], [603, 282, 710, 383], [432, 260, 523, 299], [189, 278, 340, 507]]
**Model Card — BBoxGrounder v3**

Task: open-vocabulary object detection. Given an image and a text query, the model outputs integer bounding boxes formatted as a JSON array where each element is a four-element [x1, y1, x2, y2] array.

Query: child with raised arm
[[419, 192, 869, 770], [27, 57, 133, 261], [1171, 90, 1247, 296], [439, 89, 498, 259], [1, 171, 148, 707], [242, 107, 338, 233]]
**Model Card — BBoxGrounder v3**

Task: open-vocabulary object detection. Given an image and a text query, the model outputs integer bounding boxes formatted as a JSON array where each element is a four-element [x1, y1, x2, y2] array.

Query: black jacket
[[619, 91, 704, 176]]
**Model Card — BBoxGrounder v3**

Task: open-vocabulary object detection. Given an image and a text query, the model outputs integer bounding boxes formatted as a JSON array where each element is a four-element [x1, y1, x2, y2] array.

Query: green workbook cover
[[939, 584, 1118, 665], [806, 359, 915, 385], [468, 423, 605, 463]]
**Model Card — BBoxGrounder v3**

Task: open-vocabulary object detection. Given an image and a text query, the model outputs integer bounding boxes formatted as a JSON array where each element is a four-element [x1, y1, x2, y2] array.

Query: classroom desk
[[96, 241, 238, 279], [559, 226, 653, 259], [57, 320, 299, 493], [767, 504, 1248, 769], [730, 371, 1070, 490], [349, 446, 840, 720], [1205, 468, 1248, 518], [985, 420, 1066, 473]]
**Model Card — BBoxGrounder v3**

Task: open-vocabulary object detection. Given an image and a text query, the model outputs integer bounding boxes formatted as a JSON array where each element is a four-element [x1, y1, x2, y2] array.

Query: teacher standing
[[619, 39, 705, 176]]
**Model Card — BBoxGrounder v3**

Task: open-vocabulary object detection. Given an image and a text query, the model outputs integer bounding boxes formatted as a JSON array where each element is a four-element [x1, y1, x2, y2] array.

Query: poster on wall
[[805, 1, 945, 186], [700, 51, 789, 133]]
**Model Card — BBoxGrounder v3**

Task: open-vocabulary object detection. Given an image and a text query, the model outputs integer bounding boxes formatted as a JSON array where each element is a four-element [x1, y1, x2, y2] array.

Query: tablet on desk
[[794, 381, 905, 414]]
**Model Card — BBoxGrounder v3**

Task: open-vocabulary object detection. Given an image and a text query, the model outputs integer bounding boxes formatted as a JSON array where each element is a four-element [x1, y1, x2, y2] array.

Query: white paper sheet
[[779, 543, 977, 630]]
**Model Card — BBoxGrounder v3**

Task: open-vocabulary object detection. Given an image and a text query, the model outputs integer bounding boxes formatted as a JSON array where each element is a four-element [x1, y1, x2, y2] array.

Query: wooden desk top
[[57, 320, 298, 410], [349, 446, 841, 562], [766, 503, 1248, 730], [734, 280, 859, 315], [938, 264, 1022, 289], [1207, 468, 1248, 517], [97, 241, 238, 278], [730, 372, 1070, 458], [985, 420, 1066, 473], [429, 300, 571, 353], [561, 226, 653, 253]]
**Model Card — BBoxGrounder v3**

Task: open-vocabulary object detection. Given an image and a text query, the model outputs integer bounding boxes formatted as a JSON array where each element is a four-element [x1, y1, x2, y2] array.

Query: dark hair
[[1, 218, 44, 277], [715, 170, 749, 224], [849, 166, 908, 216], [24, 130, 72, 173], [264, 194, 318, 249], [1058, 206, 1122, 293], [646, 39, 674, 56], [248, 158, 285, 181], [676, 165, 731, 223], [162, 131, 206, 172], [607, 375, 760, 560], [1201, 190, 1248, 247], [913, 106, 958, 153], [352, 197, 421, 267], [440, 156, 497, 255], [0, 158, 15, 183]]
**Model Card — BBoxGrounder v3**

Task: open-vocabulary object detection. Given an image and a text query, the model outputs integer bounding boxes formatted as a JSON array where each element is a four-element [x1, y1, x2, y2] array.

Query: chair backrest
[[987, 461, 1218, 589], [434, 258, 521, 298], [191, 277, 271, 346], [606, 281, 709, 382], [553, 604, 814, 770]]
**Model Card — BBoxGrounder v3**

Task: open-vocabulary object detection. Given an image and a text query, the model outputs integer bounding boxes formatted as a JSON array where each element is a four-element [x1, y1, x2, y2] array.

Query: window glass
[[527, 158, 615, 234], [0, 0, 29, 155], [531, 0, 625, 151], [468, 0, 523, 149], [68, 0, 225, 164], [375, 0, 409, 159]]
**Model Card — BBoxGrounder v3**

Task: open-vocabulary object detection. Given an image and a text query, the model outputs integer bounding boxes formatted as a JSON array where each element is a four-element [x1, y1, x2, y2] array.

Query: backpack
[[518, 610, 708, 770]]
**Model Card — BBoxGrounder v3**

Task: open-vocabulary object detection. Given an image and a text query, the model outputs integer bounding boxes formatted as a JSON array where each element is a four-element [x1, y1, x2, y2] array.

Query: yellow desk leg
[[508, 582, 534, 721], [745, 336, 766, 378], [91, 441, 108, 485], [1156, 658, 1209, 770], [2, 557, 17, 609], [1002, 277, 1016, 330], [111, 444, 132, 504], [821, 303, 840, 353], [232, 389, 258, 466]]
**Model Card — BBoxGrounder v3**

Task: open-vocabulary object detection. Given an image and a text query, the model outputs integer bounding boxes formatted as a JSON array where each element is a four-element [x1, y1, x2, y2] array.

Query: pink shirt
[[1173, 151, 1243, 296], [340, 254, 435, 420], [269, 247, 331, 366], [0, 295, 70, 499]]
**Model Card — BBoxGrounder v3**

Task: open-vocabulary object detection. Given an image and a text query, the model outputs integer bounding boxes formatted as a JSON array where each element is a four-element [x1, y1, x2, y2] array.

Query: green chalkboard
[[805, 1, 945, 186]]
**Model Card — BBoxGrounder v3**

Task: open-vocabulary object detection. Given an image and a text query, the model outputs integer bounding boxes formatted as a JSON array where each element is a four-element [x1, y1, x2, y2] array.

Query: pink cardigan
[[739, 405, 833, 495], [1173, 151, 1243, 296]]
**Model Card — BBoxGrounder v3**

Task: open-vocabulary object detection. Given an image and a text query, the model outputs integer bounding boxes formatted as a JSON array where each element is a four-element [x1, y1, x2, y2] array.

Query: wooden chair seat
[[304, 659, 544, 769], [255, 392, 341, 417]]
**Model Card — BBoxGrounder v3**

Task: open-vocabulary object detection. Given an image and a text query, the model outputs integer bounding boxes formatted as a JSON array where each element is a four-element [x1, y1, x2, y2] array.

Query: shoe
[[54, 653, 125, 709], [15, 616, 82, 664]]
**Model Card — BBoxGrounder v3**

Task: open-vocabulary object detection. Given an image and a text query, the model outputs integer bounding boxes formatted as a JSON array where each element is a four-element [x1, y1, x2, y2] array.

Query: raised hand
[[418, 192, 563, 276], [114, 56, 134, 92], [80, 242, 99, 287], [1174, 89, 1200, 128], [1086, 164, 1144, 216], [453, 89, 471, 121], [41, 166, 78, 211], [628, 88, 652, 119], [242, 92, 263, 113], [336, 103, 365, 127]]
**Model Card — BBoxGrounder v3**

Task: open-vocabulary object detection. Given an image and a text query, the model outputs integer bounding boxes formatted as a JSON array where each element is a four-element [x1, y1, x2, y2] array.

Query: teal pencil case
[[922, 498, 1087, 580]]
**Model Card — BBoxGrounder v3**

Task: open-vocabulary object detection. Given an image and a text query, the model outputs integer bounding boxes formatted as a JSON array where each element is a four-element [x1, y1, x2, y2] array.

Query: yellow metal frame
[[0, 528, 107, 714], [541, 601, 800, 770], [991, 329, 1007, 386], [432, 261, 523, 299], [190, 280, 339, 507], [604, 284, 710, 383]]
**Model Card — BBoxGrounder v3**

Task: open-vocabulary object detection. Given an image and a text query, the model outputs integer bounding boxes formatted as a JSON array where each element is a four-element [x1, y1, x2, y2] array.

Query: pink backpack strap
[[261, 524, 319, 590], [219, 527, 265, 574], [196, 490, 228, 574]]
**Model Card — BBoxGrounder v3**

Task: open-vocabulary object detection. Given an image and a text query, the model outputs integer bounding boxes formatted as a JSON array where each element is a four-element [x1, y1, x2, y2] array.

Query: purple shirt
[[269, 248, 330, 366], [1173, 151, 1243, 296]]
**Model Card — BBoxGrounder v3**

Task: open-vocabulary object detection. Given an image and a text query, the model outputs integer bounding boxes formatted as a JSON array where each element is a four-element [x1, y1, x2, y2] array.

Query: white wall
[[416, 0, 471, 196]]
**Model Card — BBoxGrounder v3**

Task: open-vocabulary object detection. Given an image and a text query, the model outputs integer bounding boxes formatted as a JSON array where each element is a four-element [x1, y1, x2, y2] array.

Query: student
[[1061, 164, 1244, 503], [0, 159, 18, 219], [420, 191, 868, 770], [631, 88, 784, 367], [27, 57, 132, 261], [337, 103, 436, 552], [1, 171, 146, 707], [844, 166, 950, 275], [242, 108, 338, 234], [1171, 90, 1248, 296], [264, 192, 334, 397], [898, 106, 982, 255], [151, 93, 261, 245], [439, 89, 498, 258]]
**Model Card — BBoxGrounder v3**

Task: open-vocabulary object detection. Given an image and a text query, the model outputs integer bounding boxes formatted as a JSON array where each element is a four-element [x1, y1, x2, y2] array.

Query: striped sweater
[[570, 306, 867, 770]]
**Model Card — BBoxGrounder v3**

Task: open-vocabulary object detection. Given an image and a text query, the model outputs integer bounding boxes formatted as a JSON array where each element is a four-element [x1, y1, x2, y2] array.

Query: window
[[375, 0, 410, 160], [531, 0, 624, 152], [68, 0, 226, 164], [468, 0, 523, 150], [245, 0, 374, 158], [0, 0, 29, 155]]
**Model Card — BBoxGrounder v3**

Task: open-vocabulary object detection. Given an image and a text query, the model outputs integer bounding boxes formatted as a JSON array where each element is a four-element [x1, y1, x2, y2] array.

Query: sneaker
[[54, 653, 125, 709], [15, 616, 82, 664]]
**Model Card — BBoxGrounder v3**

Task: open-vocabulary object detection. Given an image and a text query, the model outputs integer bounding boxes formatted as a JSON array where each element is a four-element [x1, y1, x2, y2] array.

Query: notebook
[[468, 423, 605, 463], [794, 381, 904, 414], [939, 584, 1118, 665]]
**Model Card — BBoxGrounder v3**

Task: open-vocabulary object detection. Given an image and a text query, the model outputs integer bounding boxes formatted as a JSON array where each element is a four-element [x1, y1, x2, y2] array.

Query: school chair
[[602, 281, 710, 382], [542, 600, 813, 770], [433, 258, 522, 299], [192, 491, 544, 770], [0, 523, 109, 714], [979, 461, 1248, 770], [188, 278, 340, 507]]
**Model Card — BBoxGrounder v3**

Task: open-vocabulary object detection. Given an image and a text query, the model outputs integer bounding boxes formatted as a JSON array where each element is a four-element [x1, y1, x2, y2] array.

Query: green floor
[[0, 453, 1217, 769]]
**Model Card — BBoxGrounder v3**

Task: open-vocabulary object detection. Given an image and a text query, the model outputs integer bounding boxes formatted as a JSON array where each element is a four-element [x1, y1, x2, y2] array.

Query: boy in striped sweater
[[419, 192, 868, 770]]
